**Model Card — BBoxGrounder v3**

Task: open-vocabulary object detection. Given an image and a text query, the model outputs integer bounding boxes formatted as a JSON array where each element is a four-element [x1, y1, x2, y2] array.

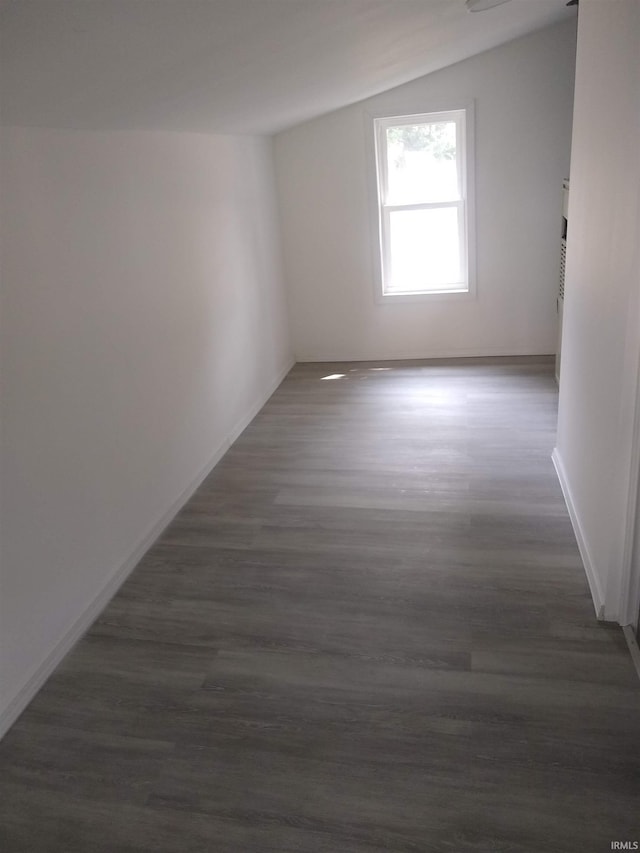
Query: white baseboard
[[552, 448, 606, 620], [294, 347, 555, 363], [0, 358, 294, 740]]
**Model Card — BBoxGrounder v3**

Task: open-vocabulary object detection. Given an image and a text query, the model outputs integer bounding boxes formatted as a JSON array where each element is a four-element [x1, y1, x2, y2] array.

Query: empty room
[[1, 1, 640, 851]]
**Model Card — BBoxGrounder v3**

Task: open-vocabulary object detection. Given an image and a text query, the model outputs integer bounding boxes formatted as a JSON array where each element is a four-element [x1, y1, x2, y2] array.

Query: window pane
[[385, 121, 458, 205], [387, 207, 462, 293]]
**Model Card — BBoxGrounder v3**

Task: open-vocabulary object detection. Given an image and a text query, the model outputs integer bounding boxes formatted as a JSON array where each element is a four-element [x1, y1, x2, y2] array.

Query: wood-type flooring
[[1, 358, 639, 852]]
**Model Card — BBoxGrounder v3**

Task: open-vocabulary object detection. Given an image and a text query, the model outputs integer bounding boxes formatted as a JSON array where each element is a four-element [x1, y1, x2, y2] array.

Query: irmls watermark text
[[611, 843, 639, 850]]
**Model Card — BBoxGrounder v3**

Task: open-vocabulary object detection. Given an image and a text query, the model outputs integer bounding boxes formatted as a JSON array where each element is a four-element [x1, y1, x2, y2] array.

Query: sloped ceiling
[[0, 0, 573, 135]]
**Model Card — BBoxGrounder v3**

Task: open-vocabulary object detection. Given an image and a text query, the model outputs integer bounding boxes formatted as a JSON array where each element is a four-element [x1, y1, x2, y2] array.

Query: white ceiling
[[0, 0, 574, 135]]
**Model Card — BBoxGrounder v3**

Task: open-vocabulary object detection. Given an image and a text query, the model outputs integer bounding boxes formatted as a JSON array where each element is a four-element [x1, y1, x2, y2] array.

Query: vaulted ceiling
[[0, 0, 573, 135]]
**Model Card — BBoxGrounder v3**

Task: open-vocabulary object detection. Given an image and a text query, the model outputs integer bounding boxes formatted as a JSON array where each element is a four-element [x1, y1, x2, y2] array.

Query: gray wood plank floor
[[1, 358, 639, 852]]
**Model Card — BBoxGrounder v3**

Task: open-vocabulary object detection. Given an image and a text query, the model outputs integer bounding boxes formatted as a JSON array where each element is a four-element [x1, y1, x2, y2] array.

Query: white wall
[[554, 0, 640, 624], [0, 128, 293, 733], [275, 21, 576, 362]]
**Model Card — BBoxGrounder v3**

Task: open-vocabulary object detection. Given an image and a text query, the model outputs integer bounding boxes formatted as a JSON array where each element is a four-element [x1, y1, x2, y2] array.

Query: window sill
[[375, 287, 475, 305]]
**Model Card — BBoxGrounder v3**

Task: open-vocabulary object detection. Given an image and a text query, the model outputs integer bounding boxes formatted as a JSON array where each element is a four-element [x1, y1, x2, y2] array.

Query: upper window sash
[[374, 110, 466, 208]]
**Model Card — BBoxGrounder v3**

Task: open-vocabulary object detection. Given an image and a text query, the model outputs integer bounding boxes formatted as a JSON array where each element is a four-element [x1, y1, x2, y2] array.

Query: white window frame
[[368, 105, 476, 304]]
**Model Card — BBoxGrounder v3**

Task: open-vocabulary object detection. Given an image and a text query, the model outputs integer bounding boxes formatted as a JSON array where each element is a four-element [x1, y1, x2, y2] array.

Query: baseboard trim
[[0, 358, 294, 740], [622, 625, 640, 684], [552, 448, 606, 620], [294, 348, 556, 364]]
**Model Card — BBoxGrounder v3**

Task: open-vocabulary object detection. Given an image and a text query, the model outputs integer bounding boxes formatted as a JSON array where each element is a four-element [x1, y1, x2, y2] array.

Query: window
[[373, 108, 474, 300]]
